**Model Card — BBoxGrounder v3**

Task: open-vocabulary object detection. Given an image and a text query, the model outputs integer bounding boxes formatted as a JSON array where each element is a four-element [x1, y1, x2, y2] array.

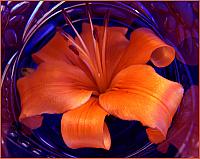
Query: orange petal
[[32, 32, 94, 81], [17, 61, 96, 128], [20, 115, 43, 129], [32, 32, 71, 64], [61, 98, 111, 150], [157, 85, 199, 156], [99, 65, 183, 143], [116, 28, 175, 72], [32, 32, 86, 69]]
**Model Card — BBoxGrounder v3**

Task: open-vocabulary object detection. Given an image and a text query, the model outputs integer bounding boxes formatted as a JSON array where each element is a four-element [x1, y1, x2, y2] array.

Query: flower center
[[61, 9, 111, 94]]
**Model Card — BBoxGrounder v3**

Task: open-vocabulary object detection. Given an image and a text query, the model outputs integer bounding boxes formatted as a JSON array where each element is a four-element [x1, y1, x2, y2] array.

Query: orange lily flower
[[17, 11, 184, 150]]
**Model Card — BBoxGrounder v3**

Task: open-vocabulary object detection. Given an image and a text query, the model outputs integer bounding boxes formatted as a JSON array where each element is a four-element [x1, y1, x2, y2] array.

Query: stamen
[[60, 31, 86, 57], [62, 9, 90, 56], [61, 31, 93, 67], [102, 10, 110, 85], [61, 30, 102, 90], [62, 9, 105, 90], [86, 5, 101, 69], [86, 3, 106, 92]]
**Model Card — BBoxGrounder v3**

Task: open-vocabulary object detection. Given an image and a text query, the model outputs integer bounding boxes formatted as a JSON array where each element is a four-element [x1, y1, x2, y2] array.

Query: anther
[[69, 45, 79, 56]]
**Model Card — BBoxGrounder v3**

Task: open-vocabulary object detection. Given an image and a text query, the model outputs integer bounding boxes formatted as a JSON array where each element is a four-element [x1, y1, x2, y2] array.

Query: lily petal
[[117, 28, 175, 73], [32, 32, 71, 64], [32, 31, 95, 82], [61, 98, 111, 150], [17, 61, 96, 128], [99, 65, 183, 143], [32, 32, 86, 69], [20, 115, 43, 129]]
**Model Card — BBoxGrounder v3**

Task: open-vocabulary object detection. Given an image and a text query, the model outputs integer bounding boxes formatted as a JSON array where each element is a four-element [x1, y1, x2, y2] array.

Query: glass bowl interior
[[2, 2, 196, 158]]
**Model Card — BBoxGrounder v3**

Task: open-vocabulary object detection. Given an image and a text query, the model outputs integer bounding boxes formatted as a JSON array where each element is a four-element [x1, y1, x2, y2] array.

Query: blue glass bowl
[[1, 1, 198, 157]]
